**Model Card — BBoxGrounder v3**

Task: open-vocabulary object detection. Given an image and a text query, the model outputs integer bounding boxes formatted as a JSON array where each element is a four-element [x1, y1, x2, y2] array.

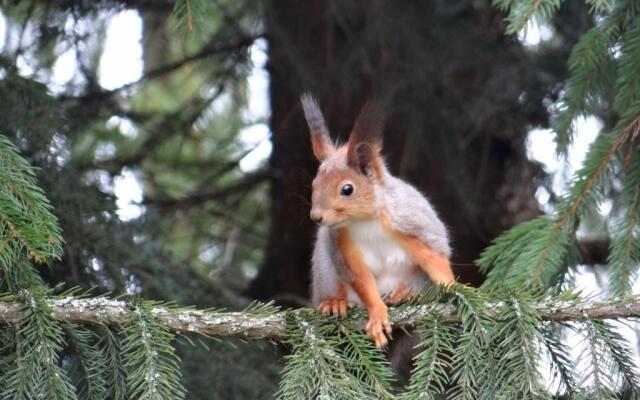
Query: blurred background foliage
[[0, 0, 278, 398], [0, 0, 618, 398]]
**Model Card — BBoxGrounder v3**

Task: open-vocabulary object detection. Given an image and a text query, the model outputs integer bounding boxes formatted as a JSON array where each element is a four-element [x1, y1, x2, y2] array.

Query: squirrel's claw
[[318, 297, 349, 317]]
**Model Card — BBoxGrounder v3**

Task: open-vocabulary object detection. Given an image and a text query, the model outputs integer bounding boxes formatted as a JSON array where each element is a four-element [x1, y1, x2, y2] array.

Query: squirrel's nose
[[310, 209, 323, 223]]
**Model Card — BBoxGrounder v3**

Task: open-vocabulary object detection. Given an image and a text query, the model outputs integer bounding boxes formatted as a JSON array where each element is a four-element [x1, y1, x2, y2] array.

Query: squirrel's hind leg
[[392, 234, 455, 286], [318, 282, 350, 317], [311, 227, 352, 316], [385, 283, 419, 305]]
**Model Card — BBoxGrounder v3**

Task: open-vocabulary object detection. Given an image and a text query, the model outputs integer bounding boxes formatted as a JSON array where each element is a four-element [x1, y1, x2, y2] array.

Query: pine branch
[[579, 318, 617, 397], [586, 0, 614, 13], [3, 292, 640, 339], [479, 116, 640, 288], [0, 134, 63, 266], [63, 324, 109, 400], [172, 0, 204, 33], [553, 21, 619, 153], [608, 148, 640, 296], [1, 287, 77, 400], [142, 169, 270, 209], [448, 286, 493, 400], [541, 322, 578, 395], [574, 317, 640, 397], [615, 12, 640, 113], [555, 122, 635, 223], [528, 126, 631, 284], [97, 326, 126, 400], [59, 33, 263, 105], [492, 291, 547, 397], [278, 312, 376, 400], [121, 301, 186, 400], [402, 313, 455, 399], [590, 319, 640, 394], [337, 321, 396, 399], [503, 0, 562, 34]]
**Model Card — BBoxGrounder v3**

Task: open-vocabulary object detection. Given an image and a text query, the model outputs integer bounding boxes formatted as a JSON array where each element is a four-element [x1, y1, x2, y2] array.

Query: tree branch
[[1, 295, 640, 340], [59, 33, 263, 105], [142, 169, 270, 209]]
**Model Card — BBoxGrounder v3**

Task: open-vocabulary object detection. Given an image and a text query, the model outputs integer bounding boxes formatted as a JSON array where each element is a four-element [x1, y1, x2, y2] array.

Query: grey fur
[[380, 173, 451, 257], [311, 226, 344, 305]]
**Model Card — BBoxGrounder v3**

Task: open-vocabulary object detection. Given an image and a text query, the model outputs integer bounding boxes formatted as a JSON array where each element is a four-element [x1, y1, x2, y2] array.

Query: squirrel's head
[[301, 94, 386, 227]]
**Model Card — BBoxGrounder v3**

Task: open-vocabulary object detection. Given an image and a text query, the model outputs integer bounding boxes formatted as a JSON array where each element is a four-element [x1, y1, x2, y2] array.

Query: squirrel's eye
[[340, 183, 354, 196]]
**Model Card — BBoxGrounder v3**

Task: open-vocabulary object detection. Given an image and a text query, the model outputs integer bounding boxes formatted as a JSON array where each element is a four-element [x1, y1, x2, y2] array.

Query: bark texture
[[2, 295, 637, 339]]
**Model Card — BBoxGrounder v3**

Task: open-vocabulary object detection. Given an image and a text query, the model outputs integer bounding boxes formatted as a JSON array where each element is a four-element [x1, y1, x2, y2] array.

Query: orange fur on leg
[[380, 212, 455, 286], [336, 228, 391, 348], [396, 235, 454, 286]]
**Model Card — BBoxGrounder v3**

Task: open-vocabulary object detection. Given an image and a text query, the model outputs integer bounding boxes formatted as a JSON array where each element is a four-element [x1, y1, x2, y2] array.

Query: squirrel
[[300, 94, 456, 348]]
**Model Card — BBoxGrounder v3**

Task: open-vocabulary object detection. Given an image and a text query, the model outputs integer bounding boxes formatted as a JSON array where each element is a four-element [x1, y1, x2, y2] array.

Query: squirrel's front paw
[[365, 304, 391, 349], [318, 297, 349, 317]]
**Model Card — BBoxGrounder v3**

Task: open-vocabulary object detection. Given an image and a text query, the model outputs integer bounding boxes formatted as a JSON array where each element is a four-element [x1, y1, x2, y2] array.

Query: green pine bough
[[3, 287, 640, 398]]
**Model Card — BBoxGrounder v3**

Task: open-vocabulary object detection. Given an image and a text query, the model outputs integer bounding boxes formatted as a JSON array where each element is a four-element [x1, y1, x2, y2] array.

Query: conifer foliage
[[479, 0, 640, 294], [2, 0, 640, 398], [0, 135, 186, 400]]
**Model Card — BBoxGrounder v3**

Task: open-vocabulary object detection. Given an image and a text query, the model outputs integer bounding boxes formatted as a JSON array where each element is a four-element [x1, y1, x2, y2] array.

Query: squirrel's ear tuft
[[301, 94, 335, 161], [347, 101, 385, 179], [348, 101, 385, 151]]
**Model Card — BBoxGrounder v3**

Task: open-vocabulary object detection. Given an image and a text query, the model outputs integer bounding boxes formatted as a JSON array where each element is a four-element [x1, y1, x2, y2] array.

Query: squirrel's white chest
[[346, 220, 415, 280]]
